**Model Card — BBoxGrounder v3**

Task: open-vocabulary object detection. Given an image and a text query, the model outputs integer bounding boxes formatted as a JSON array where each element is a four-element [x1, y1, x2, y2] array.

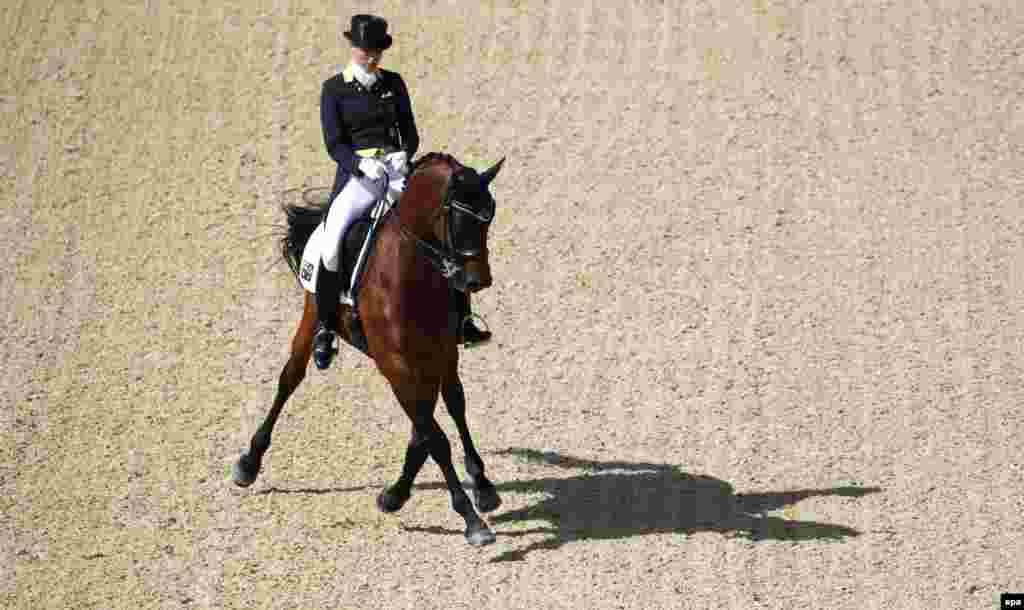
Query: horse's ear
[[480, 157, 506, 186]]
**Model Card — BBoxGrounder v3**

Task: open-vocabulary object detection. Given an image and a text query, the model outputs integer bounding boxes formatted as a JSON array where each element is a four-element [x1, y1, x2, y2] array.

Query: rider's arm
[[393, 74, 420, 159], [320, 81, 361, 176]]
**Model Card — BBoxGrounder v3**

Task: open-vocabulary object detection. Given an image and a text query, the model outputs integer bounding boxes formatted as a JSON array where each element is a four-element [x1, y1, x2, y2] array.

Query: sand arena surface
[[3, 1, 1023, 608]]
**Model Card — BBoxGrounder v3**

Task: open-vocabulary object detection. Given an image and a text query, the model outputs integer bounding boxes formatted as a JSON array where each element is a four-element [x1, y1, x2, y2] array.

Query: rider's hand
[[357, 157, 386, 180], [385, 151, 409, 175]]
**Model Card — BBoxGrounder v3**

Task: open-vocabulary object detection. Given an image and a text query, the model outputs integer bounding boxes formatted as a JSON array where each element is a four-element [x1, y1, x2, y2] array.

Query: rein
[[399, 225, 462, 279]]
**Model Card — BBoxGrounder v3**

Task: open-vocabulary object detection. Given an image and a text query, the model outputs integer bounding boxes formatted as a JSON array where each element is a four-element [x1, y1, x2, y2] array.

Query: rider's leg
[[320, 175, 385, 276], [313, 174, 385, 369]]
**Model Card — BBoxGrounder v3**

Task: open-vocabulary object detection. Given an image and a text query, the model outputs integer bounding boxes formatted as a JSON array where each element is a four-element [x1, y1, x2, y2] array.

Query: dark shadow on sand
[[403, 448, 881, 561], [255, 447, 881, 562]]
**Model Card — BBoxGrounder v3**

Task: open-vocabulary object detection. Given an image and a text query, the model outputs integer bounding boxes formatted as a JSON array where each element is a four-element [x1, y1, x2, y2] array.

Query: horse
[[232, 152, 506, 546]]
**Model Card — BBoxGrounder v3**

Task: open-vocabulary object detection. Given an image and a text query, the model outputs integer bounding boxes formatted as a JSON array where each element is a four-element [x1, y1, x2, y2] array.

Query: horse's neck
[[368, 161, 452, 309], [392, 168, 449, 280], [378, 209, 449, 299]]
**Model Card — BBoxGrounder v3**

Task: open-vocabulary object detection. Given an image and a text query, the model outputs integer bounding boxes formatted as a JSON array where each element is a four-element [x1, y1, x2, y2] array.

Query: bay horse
[[232, 153, 506, 546]]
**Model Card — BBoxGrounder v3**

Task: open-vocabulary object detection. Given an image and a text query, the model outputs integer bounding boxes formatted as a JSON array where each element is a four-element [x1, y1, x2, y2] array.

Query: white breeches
[[320, 167, 406, 272]]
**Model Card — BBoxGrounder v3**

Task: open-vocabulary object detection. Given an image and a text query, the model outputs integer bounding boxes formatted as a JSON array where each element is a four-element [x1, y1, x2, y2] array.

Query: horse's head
[[442, 158, 505, 292], [406, 154, 505, 293]]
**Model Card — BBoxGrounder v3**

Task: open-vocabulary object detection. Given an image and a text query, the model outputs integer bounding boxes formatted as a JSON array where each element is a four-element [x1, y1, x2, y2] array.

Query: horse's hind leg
[[376, 422, 429, 513], [442, 371, 501, 513], [233, 294, 316, 487]]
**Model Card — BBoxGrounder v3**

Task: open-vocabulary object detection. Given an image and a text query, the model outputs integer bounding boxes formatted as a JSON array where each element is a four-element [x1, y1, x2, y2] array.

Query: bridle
[[399, 167, 495, 281]]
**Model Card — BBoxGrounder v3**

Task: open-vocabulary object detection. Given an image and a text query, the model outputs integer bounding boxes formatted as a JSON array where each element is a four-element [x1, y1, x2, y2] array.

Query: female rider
[[314, 14, 491, 370]]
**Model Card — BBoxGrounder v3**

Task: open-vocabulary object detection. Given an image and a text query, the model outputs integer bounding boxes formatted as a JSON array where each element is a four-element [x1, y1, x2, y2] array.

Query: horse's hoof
[[465, 523, 496, 547], [464, 480, 502, 513], [377, 487, 410, 513], [473, 485, 502, 513], [232, 454, 258, 487]]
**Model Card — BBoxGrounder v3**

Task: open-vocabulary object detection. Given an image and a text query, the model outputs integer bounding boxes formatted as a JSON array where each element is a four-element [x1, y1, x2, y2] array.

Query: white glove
[[357, 157, 386, 180], [385, 151, 409, 175]]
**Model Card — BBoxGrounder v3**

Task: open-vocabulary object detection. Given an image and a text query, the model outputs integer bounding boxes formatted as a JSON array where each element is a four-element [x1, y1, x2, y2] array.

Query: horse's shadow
[[258, 447, 881, 562], [404, 448, 880, 561]]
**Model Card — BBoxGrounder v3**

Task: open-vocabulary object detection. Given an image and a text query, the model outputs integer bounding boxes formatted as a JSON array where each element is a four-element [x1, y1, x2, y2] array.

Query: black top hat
[[344, 14, 393, 51]]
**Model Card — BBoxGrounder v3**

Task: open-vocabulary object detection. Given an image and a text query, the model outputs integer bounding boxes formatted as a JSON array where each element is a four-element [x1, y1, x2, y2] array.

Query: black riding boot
[[313, 261, 341, 369], [454, 290, 492, 346]]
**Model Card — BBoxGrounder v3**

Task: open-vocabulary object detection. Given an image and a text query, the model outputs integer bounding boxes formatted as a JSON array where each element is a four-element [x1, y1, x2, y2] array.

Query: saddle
[[298, 196, 392, 308], [339, 198, 391, 354], [339, 197, 391, 304]]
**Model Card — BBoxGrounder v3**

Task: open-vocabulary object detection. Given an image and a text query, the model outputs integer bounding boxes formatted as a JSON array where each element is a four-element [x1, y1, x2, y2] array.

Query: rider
[[314, 14, 492, 370]]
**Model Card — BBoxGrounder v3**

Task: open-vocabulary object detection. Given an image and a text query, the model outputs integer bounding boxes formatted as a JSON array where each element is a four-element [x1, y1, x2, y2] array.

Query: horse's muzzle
[[462, 266, 492, 293]]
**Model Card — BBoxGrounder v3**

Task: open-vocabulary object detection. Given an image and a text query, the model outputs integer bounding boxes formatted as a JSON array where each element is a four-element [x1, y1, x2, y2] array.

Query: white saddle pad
[[298, 223, 353, 305]]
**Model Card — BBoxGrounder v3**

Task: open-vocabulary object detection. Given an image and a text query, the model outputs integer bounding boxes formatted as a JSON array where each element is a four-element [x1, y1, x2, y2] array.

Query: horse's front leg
[[442, 372, 501, 513], [412, 405, 494, 546], [384, 376, 494, 546], [232, 295, 316, 487]]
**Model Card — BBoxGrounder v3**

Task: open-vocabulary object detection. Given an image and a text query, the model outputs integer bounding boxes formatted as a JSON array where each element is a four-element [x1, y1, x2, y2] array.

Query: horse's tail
[[280, 200, 326, 281]]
